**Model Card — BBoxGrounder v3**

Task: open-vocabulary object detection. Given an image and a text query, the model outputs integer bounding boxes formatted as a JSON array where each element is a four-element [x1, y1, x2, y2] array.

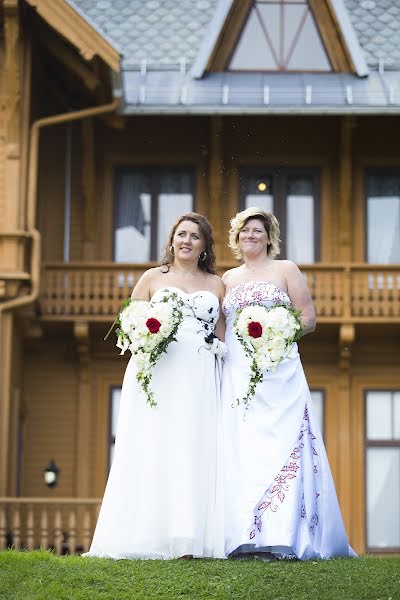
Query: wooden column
[[336, 322, 355, 535], [208, 116, 224, 258], [0, 312, 13, 495], [336, 117, 356, 539], [1, 1, 21, 272], [81, 119, 96, 260], [74, 321, 92, 497], [337, 117, 355, 262]]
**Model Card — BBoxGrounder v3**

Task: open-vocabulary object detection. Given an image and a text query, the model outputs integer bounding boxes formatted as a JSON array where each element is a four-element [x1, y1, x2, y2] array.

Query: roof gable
[[192, 0, 368, 77]]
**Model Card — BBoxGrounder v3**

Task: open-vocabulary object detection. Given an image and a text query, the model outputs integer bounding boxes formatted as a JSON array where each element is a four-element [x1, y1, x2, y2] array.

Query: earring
[[199, 251, 207, 262]]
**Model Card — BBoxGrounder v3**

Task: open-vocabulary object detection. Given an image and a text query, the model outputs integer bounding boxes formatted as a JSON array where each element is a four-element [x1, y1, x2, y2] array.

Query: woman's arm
[[130, 268, 156, 301], [284, 261, 316, 337], [213, 275, 226, 341]]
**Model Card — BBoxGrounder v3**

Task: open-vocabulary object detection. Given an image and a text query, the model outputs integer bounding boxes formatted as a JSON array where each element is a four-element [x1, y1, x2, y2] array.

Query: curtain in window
[[367, 174, 400, 264], [286, 175, 314, 263], [157, 171, 193, 259], [114, 172, 151, 262]]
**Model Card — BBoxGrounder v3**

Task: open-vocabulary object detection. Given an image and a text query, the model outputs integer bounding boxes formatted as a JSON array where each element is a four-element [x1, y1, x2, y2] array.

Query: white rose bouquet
[[233, 303, 302, 409], [115, 292, 184, 407]]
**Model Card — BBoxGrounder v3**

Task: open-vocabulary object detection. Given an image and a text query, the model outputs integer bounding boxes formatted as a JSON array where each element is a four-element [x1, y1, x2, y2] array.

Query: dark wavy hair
[[161, 212, 216, 274]]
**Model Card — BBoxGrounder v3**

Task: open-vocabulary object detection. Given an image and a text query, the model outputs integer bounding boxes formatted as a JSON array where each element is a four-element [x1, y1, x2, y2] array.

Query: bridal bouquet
[[234, 303, 302, 409], [115, 292, 184, 407]]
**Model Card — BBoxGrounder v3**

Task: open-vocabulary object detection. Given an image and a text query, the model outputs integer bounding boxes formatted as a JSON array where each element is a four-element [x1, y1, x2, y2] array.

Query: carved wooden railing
[[0, 498, 101, 554], [39, 262, 400, 323]]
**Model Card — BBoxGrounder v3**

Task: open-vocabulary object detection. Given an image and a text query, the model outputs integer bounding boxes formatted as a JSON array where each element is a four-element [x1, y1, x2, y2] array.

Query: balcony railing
[[0, 498, 101, 554], [39, 262, 400, 323]]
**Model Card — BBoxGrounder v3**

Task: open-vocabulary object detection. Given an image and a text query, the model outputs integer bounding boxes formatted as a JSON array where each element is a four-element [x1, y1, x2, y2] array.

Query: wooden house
[[0, 0, 399, 554]]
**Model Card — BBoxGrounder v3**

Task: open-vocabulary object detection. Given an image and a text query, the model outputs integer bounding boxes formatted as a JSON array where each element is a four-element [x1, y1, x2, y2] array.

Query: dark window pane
[[366, 173, 400, 263], [242, 173, 274, 212], [286, 175, 315, 263], [114, 169, 194, 262], [114, 172, 151, 262], [157, 171, 194, 259]]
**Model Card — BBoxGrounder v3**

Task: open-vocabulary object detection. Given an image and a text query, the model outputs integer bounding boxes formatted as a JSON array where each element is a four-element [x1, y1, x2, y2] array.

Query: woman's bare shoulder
[[221, 265, 242, 284], [205, 273, 225, 298]]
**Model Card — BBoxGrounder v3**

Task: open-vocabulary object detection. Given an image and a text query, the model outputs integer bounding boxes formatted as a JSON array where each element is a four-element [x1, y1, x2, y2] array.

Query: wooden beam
[[73, 320, 91, 498], [309, 0, 353, 72], [25, 0, 121, 72], [39, 31, 100, 91], [337, 117, 356, 261], [207, 0, 253, 71], [0, 312, 13, 495], [208, 116, 224, 256], [81, 119, 96, 260]]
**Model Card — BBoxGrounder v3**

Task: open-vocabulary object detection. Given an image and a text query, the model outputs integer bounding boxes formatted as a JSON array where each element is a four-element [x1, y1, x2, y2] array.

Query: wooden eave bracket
[[24, 0, 121, 73]]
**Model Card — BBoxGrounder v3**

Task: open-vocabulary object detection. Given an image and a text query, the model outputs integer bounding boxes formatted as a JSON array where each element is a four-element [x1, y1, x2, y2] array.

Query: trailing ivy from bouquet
[[233, 303, 303, 410], [115, 292, 184, 407]]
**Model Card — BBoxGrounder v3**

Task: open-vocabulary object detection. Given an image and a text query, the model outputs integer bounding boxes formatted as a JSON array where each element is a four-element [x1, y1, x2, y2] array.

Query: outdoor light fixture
[[43, 460, 60, 488], [258, 182, 267, 191]]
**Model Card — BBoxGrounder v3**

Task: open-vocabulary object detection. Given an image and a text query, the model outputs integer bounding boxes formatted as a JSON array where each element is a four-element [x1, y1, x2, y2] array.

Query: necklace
[[244, 262, 270, 274], [171, 265, 200, 278]]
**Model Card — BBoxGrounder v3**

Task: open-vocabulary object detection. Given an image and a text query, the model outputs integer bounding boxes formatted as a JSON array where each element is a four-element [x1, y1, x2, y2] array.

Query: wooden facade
[[0, 0, 399, 555]]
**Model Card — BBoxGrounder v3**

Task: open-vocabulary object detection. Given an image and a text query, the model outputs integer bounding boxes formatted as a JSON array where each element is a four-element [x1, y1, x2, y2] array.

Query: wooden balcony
[[0, 498, 101, 555], [39, 262, 400, 323]]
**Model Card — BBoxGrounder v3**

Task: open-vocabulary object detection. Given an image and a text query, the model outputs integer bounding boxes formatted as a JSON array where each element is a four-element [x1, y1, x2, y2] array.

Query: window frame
[[228, 0, 332, 73], [113, 166, 196, 262], [364, 388, 400, 553], [364, 168, 400, 264], [239, 166, 321, 261]]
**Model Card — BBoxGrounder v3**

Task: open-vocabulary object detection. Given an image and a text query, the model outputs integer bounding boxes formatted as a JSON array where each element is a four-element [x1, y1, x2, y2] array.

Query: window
[[229, 0, 331, 72], [109, 387, 121, 469], [310, 389, 324, 437], [366, 172, 400, 264], [114, 168, 194, 262], [365, 390, 400, 550], [240, 167, 319, 263]]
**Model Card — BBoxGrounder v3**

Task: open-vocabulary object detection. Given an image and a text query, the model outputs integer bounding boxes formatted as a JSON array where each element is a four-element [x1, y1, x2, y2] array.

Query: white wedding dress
[[85, 288, 225, 560], [222, 281, 355, 560]]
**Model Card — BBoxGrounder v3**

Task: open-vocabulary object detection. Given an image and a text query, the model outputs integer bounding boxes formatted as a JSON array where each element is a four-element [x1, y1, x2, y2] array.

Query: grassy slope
[[0, 550, 399, 600]]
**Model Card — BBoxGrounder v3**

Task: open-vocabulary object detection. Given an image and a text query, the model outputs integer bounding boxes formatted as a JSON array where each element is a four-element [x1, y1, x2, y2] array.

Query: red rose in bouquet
[[146, 318, 161, 334], [248, 321, 263, 338]]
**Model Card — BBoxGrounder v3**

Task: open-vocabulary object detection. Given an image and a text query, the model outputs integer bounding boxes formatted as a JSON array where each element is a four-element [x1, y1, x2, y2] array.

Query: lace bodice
[[151, 287, 220, 336], [222, 281, 291, 322]]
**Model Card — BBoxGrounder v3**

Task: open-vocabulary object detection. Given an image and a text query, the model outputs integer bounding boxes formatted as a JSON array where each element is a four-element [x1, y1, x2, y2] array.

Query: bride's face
[[172, 220, 205, 263], [238, 218, 270, 258]]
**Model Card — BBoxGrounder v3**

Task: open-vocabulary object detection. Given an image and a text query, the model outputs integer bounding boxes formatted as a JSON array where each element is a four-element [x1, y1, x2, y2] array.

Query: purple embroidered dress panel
[[222, 281, 354, 559]]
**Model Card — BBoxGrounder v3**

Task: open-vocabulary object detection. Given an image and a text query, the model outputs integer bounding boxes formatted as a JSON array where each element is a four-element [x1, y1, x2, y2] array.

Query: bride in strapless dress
[[84, 213, 225, 560], [222, 208, 355, 560]]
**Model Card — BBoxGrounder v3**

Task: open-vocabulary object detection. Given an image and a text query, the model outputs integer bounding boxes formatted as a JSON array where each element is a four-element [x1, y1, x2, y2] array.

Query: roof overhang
[[122, 71, 400, 115], [25, 0, 122, 73]]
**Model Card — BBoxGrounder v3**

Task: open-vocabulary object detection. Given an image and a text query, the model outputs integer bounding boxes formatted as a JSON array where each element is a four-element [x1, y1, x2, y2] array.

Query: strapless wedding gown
[[85, 288, 225, 560], [222, 281, 354, 560]]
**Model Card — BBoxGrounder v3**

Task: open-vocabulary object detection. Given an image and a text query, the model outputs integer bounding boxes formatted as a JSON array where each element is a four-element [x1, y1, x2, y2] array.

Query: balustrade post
[[82, 508, 91, 552], [68, 509, 77, 555], [40, 507, 48, 549], [12, 506, 21, 548], [0, 505, 7, 549], [54, 508, 63, 555], [343, 266, 352, 320], [26, 504, 35, 549]]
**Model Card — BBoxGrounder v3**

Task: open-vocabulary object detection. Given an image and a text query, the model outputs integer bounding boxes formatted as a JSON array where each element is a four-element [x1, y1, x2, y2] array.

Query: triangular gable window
[[229, 0, 331, 72]]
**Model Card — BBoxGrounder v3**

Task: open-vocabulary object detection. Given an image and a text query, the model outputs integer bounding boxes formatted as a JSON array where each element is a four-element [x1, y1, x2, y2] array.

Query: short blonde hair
[[228, 207, 281, 261]]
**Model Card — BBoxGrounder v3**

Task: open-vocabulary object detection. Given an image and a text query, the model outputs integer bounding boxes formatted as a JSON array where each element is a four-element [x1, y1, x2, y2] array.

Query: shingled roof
[[70, 0, 400, 113], [72, 0, 400, 70]]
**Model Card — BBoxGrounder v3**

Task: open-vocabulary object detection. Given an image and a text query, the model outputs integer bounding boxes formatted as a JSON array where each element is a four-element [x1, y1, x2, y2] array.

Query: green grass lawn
[[0, 550, 399, 600]]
